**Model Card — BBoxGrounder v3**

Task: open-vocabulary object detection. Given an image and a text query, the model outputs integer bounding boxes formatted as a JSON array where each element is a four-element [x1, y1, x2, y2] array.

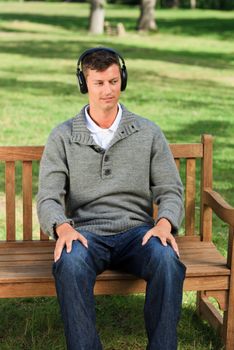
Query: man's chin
[[101, 101, 117, 111]]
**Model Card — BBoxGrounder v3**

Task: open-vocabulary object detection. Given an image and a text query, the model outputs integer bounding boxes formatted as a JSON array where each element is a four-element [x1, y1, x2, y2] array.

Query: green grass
[[0, 2, 233, 349], [0, 293, 224, 350]]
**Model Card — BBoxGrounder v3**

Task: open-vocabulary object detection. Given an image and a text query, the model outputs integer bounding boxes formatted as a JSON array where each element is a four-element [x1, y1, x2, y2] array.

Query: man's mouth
[[102, 97, 114, 101]]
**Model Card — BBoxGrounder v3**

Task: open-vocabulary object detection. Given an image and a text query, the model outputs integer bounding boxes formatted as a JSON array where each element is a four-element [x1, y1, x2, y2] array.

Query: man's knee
[[143, 238, 186, 280], [53, 241, 93, 280]]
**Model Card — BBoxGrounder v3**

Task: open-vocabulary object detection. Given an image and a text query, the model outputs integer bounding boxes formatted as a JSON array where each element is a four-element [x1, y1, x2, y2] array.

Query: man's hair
[[81, 49, 121, 78]]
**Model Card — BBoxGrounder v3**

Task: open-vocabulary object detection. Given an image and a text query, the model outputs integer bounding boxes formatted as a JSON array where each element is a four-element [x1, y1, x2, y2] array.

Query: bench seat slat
[[0, 246, 54, 254], [0, 264, 229, 281], [0, 241, 230, 287], [0, 240, 54, 248], [0, 254, 53, 262], [0, 248, 226, 264], [0, 262, 228, 275], [0, 276, 229, 298]]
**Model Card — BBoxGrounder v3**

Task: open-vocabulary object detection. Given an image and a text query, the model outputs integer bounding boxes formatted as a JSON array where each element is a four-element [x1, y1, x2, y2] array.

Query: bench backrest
[[0, 135, 213, 242]]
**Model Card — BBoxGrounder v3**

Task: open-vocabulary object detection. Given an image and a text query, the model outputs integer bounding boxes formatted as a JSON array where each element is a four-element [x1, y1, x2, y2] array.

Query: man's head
[[76, 47, 127, 94]]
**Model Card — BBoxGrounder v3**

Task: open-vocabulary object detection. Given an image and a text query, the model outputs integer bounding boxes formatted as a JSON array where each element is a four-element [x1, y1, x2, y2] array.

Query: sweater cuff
[[49, 216, 74, 240], [155, 210, 180, 235]]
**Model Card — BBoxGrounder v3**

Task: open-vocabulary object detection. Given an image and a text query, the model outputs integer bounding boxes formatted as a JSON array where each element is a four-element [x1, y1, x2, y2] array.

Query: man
[[37, 47, 186, 350]]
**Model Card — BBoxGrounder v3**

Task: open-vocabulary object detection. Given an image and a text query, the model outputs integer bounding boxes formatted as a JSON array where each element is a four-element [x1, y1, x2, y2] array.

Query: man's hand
[[142, 218, 179, 257], [54, 223, 88, 262]]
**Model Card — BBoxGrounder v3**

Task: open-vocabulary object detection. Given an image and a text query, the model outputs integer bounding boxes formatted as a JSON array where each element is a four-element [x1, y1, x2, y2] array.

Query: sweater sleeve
[[150, 127, 184, 234], [37, 129, 74, 239]]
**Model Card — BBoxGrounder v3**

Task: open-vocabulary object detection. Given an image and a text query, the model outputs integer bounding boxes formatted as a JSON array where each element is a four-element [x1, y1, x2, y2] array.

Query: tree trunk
[[89, 0, 105, 35], [190, 0, 196, 9], [165, 0, 180, 8], [137, 0, 157, 32]]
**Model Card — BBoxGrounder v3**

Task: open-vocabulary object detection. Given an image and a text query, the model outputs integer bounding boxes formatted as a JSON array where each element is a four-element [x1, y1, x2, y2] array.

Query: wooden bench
[[0, 134, 233, 349]]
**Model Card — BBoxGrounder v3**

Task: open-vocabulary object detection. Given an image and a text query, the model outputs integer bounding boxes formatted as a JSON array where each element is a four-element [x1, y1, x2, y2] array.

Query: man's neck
[[88, 105, 119, 129]]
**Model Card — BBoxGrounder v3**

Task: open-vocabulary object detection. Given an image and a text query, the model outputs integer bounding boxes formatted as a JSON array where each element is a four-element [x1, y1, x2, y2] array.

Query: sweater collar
[[71, 104, 141, 146]]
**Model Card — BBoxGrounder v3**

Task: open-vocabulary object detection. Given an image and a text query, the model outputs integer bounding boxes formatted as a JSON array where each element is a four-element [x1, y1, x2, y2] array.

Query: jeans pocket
[[52, 258, 62, 276], [177, 257, 187, 279]]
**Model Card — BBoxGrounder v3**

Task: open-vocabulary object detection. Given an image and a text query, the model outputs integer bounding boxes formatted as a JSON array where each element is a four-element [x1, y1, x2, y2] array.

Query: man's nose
[[103, 82, 112, 94]]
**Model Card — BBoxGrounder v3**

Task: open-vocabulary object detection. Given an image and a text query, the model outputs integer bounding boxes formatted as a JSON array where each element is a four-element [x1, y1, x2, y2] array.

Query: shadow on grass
[[0, 13, 89, 32], [1, 11, 234, 40], [0, 295, 224, 349], [0, 77, 78, 97], [157, 16, 234, 40], [0, 39, 233, 70], [2, 68, 234, 103], [165, 120, 233, 143], [179, 304, 224, 350], [110, 14, 234, 41]]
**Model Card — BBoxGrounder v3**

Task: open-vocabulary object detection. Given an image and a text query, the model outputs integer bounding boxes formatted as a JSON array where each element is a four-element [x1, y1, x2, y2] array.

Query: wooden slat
[[223, 225, 234, 349], [0, 276, 231, 299], [0, 282, 56, 298], [170, 143, 203, 158], [0, 144, 204, 162], [185, 158, 196, 235], [175, 158, 180, 171], [0, 264, 229, 283], [0, 240, 229, 277], [0, 240, 54, 249], [204, 189, 234, 227], [0, 146, 44, 161], [40, 228, 49, 241], [200, 134, 213, 241], [5, 161, 15, 241], [199, 294, 223, 334], [0, 275, 230, 299], [205, 290, 228, 311], [152, 203, 158, 220], [22, 161, 33, 240], [0, 254, 53, 262]]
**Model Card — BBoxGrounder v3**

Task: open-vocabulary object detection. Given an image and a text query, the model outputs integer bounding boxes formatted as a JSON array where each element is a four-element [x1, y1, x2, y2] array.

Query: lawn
[[0, 2, 233, 349]]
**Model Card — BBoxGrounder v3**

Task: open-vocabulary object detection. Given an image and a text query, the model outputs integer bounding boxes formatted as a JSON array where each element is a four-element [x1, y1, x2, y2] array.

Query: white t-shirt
[[85, 104, 122, 150]]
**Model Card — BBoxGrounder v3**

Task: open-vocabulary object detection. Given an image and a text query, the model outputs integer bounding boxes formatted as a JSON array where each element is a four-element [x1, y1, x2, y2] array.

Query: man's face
[[86, 64, 121, 113]]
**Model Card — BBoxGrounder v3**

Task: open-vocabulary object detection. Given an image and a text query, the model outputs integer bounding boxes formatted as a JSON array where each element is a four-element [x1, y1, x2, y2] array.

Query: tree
[[137, 0, 157, 31], [89, 0, 105, 35], [190, 0, 196, 9], [164, 0, 180, 7]]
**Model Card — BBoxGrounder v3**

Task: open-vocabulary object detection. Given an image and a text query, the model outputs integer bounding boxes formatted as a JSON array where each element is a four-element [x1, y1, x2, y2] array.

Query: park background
[[0, 0, 233, 349]]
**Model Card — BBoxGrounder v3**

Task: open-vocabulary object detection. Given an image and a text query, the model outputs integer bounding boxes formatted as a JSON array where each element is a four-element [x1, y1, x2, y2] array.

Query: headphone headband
[[77, 47, 126, 70], [76, 47, 128, 94]]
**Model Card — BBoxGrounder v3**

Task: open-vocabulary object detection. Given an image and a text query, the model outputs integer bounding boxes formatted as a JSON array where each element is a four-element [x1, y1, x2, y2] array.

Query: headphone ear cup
[[121, 65, 128, 91], [77, 70, 88, 94]]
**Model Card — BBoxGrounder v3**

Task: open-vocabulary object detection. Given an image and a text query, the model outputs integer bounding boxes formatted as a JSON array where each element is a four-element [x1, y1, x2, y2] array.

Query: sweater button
[[104, 169, 111, 176], [104, 155, 109, 162]]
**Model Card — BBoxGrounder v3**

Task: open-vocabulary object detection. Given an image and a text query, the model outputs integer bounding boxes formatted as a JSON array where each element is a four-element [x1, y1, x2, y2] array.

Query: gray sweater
[[37, 105, 184, 239]]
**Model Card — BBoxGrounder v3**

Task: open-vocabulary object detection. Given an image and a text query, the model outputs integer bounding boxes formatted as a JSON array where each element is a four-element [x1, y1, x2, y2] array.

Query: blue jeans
[[52, 224, 186, 350]]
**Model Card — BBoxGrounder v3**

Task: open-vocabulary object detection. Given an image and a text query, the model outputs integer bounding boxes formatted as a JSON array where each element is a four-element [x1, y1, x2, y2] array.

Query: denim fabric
[[52, 224, 186, 350]]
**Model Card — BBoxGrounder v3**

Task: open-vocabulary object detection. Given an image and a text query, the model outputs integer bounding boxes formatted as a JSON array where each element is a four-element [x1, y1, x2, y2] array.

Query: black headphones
[[76, 47, 128, 94]]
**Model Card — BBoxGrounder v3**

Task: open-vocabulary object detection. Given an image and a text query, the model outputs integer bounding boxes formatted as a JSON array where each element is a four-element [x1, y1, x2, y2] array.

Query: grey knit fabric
[[37, 105, 184, 239]]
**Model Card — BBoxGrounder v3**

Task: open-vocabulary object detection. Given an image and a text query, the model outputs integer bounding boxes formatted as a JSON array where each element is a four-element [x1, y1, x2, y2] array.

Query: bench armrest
[[204, 189, 234, 227]]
